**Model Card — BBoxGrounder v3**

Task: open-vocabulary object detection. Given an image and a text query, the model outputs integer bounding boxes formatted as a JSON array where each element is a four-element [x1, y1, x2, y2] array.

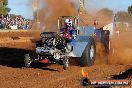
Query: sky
[[85, 0, 132, 13], [8, 0, 132, 19], [8, 0, 33, 19]]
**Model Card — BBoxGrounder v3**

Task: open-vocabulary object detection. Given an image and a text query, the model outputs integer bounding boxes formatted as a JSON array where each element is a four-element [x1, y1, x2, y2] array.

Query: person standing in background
[[94, 20, 98, 29], [0, 17, 2, 29]]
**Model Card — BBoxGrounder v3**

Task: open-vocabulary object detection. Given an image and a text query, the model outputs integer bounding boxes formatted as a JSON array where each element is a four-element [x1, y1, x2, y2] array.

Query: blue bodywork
[[94, 29, 102, 42], [68, 26, 96, 57]]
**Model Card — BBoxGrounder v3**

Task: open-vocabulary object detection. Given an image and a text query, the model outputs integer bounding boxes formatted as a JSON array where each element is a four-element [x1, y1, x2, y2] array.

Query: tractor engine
[[36, 32, 72, 60]]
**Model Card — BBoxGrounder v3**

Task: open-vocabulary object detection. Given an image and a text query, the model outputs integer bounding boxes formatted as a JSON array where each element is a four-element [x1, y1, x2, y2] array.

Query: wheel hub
[[53, 52, 61, 60], [27, 57, 32, 65], [90, 45, 95, 60], [63, 58, 69, 70]]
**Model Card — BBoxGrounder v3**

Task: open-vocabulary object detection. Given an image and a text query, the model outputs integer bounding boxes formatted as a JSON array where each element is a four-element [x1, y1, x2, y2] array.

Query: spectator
[[2, 18, 6, 29], [0, 17, 2, 29], [0, 14, 32, 30]]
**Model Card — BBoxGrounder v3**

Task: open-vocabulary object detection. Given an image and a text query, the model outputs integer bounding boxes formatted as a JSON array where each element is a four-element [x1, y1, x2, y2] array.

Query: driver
[[63, 18, 76, 45], [64, 19, 74, 40], [65, 19, 72, 28]]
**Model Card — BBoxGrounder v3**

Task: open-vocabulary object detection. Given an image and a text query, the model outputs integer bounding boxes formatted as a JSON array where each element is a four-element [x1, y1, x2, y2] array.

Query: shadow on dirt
[[0, 48, 58, 71], [30, 63, 59, 72], [39, 67, 59, 72], [0, 48, 29, 68], [111, 69, 132, 79]]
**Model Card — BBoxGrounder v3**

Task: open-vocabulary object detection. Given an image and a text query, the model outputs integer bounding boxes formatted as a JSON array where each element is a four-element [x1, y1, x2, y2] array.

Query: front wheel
[[62, 57, 69, 70], [24, 54, 32, 68]]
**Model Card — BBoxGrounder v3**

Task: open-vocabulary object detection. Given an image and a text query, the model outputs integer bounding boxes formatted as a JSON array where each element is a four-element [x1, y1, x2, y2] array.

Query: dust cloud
[[108, 30, 132, 65], [95, 26, 132, 65], [37, 0, 78, 31]]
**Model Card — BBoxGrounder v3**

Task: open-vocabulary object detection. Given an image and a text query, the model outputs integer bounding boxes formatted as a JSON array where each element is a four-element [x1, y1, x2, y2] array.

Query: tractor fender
[[67, 26, 96, 57], [68, 36, 95, 58]]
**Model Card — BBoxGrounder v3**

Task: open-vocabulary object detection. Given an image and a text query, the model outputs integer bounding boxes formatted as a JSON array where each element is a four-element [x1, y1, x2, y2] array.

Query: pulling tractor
[[24, 16, 110, 70]]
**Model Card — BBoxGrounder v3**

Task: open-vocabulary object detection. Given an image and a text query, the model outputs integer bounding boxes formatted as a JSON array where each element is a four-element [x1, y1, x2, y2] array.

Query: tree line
[[96, 5, 132, 23]]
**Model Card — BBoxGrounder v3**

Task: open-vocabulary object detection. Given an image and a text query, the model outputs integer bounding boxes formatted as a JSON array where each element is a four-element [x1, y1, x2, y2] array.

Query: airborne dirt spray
[[92, 9, 132, 65], [95, 27, 132, 65], [108, 29, 132, 65]]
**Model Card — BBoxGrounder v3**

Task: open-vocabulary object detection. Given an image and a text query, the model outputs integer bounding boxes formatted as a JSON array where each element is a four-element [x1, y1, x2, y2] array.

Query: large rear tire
[[80, 37, 96, 67]]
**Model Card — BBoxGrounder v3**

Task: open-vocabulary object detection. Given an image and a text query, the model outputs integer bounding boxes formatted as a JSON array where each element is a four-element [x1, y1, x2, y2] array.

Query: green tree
[[116, 11, 132, 23], [0, 0, 10, 15], [128, 5, 132, 15]]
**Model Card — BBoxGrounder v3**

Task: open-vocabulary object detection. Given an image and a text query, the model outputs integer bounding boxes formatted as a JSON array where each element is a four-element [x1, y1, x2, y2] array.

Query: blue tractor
[[24, 16, 110, 70]]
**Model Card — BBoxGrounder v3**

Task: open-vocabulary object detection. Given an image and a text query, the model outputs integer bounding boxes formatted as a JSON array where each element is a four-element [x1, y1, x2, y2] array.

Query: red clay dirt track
[[0, 30, 42, 50], [0, 30, 131, 88]]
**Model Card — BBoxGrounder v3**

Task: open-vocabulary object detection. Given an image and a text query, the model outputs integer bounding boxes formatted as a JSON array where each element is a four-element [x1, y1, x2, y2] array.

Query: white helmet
[[65, 19, 70, 23], [65, 19, 72, 26]]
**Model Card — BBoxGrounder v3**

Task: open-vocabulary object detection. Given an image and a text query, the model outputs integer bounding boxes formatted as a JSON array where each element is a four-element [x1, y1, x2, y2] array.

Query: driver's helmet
[[65, 19, 72, 27]]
